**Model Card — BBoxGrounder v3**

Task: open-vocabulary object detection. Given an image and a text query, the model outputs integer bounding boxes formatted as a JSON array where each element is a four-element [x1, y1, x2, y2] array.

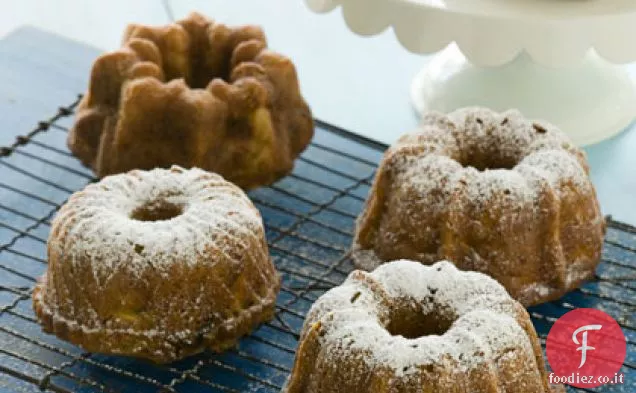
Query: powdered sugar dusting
[[353, 107, 603, 306], [35, 165, 280, 362], [402, 107, 590, 205], [463, 168, 536, 208], [289, 261, 541, 389], [357, 107, 592, 238], [518, 149, 590, 194], [52, 166, 262, 278]]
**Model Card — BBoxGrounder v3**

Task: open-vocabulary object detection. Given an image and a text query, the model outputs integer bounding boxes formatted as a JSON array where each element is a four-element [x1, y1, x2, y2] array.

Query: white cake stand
[[305, 0, 636, 146]]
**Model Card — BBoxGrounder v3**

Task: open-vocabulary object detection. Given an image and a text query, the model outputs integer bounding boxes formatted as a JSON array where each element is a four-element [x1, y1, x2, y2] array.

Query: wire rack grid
[[0, 96, 634, 393]]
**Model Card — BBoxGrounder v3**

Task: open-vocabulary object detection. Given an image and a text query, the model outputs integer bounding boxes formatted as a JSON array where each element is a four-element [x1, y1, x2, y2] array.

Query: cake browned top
[[69, 12, 313, 189]]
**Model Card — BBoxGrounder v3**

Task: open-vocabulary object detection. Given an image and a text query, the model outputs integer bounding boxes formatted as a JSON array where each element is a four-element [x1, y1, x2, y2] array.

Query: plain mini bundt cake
[[284, 260, 563, 393], [33, 166, 280, 363], [69, 12, 313, 190], [353, 108, 605, 306]]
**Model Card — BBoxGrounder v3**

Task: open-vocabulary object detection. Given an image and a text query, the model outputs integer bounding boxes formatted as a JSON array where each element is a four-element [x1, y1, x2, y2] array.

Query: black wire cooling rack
[[0, 96, 634, 393]]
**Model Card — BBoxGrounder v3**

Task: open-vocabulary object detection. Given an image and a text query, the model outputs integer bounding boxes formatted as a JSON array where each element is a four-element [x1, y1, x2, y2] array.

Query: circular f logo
[[546, 308, 626, 388], [572, 324, 602, 368]]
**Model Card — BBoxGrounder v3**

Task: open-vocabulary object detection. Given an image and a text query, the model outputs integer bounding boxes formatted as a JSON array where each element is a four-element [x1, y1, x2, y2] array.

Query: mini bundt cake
[[353, 108, 605, 306], [33, 166, 280, 363], [69, 12, 313, 190], [284, 260, 563, 393]]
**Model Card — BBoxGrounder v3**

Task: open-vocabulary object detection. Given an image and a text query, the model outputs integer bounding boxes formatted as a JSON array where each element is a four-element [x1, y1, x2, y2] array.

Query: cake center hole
[[386, 303, 455, 339], [165, 45, 233, 89], [130, 200, 183, 222], [459, 156, 516, 172]]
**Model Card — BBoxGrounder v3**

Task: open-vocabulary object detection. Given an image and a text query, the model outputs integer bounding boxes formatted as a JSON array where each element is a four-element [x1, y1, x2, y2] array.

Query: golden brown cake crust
[[284, 261, 560, 393], [69, 12, 313, 190], [353, 108, 605, 306], [32, 166, 280, 363]]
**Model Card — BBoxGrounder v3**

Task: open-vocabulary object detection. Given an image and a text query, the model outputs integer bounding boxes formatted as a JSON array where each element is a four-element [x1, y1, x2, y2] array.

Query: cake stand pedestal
[[306, 0, 636, 146]]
